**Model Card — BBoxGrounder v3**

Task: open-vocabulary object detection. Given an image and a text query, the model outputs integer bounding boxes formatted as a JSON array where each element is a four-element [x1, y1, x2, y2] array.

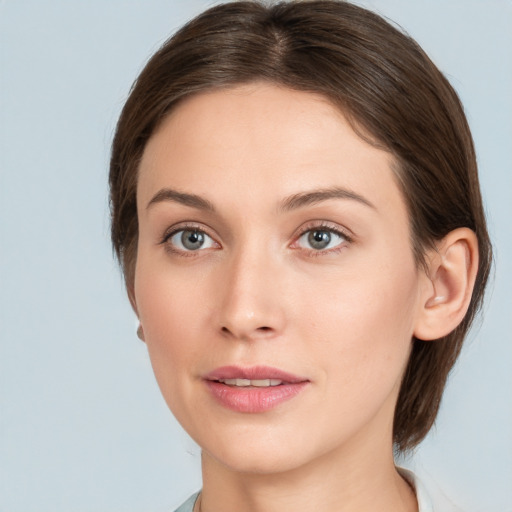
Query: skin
[[132, 83, 437, 512]]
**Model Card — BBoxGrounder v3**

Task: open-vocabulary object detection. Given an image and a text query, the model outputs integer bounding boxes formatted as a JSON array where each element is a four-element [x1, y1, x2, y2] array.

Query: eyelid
[[159, 222, 221, 255], [160, 222, 215, 243], [294, 221, 353, 241], [290, 221, 354, 252], [159, 220, 352, 255]]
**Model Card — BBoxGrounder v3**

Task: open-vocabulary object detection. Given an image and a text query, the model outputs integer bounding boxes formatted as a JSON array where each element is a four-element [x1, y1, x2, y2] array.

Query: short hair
[[109, 0, 492, 452]]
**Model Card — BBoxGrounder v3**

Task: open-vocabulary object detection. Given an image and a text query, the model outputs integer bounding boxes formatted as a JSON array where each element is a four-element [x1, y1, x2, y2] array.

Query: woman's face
[[134, 84, 429, 474]]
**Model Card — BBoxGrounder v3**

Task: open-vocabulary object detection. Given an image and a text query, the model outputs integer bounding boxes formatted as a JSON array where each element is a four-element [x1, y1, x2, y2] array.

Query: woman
[[109, 1, 492, 511]]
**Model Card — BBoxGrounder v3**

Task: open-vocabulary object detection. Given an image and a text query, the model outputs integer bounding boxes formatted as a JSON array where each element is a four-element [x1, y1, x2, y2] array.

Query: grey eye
[[169, 229, 215, 251], [308, 230, 332, 250], [297, 229, 346, 251]]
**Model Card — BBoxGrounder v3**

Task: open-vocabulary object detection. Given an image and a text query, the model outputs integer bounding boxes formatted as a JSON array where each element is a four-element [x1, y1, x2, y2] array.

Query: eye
[[296, 227, 349, 252], [167, 229, 217, 252]]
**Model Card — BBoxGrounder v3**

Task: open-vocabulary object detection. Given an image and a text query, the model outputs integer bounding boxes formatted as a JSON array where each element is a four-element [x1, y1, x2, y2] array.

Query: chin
[[206, 443, 311, 475], [198, 420, 341, 477]]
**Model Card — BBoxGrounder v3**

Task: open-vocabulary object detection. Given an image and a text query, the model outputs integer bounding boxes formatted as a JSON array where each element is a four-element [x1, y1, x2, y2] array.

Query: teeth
[[218, 378, 283, 387]]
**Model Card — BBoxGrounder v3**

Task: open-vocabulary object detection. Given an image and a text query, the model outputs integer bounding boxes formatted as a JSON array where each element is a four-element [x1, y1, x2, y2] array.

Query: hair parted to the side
[[109, 0, 492, 452]]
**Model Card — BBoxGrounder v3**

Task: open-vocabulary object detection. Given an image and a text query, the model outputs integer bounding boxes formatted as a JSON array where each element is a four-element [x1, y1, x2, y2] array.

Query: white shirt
[[173, 468, 461, 512]]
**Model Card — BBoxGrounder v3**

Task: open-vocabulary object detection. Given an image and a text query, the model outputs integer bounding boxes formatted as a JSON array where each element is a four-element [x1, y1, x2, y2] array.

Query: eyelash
[[160, 222, 218, 257], [292, 222, 353, 256], [159, 221, 353, 257]]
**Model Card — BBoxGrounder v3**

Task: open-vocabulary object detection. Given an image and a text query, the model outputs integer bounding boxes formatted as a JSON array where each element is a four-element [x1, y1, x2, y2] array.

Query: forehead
[[137, 83, 405, 219]]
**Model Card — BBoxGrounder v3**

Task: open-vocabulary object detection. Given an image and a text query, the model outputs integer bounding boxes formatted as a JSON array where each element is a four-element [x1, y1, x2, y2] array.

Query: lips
[[216, 378, 283, 387], [204, 365, 309, 413]]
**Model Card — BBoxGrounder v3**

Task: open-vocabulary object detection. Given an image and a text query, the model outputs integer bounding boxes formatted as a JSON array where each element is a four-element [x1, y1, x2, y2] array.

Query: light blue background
[[1, 1, 510, 511]]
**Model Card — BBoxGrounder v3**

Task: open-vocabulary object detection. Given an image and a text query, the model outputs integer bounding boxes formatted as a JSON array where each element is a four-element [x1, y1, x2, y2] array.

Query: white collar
[[398, 467, 435, 512]]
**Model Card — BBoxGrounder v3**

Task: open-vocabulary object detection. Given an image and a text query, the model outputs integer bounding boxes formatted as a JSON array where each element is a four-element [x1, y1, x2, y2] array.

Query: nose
[[216, 245, 286, 341]]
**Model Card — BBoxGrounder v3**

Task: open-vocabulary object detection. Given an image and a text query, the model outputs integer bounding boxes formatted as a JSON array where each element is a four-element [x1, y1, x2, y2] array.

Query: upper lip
[[204, 365, 308, 384]]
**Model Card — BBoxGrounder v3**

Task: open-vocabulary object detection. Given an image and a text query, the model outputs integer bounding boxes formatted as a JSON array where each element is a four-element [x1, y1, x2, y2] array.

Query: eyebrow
[[146, 188, 215, 211], [146, 186, 375, 213], [279, 187, 375, 212]]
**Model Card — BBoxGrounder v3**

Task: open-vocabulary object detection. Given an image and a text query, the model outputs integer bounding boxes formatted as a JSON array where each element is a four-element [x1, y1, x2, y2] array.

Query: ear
[[414, 228, 479, 341], [127, 284, 138, 315], [127, 284, 146, 343]]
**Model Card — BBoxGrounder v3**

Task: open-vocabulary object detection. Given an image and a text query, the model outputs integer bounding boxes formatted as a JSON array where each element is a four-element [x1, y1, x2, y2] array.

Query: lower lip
[[205, 381, 309, 413]]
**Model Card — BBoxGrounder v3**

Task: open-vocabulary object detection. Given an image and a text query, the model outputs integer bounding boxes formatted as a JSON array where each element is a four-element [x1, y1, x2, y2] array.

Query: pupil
[[308, 230, 331, 249], [182, 230, 204, 250]]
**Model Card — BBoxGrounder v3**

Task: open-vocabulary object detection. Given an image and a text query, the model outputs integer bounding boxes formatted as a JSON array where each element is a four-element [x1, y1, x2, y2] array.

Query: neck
[[199, 438, 417, 512]]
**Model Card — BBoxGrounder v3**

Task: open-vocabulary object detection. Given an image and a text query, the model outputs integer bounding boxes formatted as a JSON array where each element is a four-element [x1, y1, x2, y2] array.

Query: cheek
[[135, 243, 209, 334], [133, 258, 206, 396], [295, 256, 420, 392]]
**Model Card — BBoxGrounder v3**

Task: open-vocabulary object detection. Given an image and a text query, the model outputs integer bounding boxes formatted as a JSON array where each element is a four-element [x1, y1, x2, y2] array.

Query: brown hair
[[109, 0, 492, 451]]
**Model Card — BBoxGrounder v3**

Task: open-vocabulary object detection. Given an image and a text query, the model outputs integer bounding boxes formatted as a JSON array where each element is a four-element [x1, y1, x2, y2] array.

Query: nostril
[[220, 325, 273, 339]]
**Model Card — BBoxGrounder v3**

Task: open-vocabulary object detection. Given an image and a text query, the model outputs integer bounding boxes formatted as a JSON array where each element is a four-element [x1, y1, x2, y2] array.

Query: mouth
[[216, 378, 284, 387], [204, 365, 309, 413]]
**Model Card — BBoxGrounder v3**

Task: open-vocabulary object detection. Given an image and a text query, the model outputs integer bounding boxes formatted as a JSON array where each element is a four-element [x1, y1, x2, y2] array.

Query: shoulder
[[398, 467, 463, 512], [171, 476, 463, 512], [172, 492, 200, 512]]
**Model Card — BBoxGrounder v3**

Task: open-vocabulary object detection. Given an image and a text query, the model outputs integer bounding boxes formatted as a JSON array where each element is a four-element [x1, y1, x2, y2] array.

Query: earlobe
[[136, 324, 146, 342], [414, 228, 479, 341]]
